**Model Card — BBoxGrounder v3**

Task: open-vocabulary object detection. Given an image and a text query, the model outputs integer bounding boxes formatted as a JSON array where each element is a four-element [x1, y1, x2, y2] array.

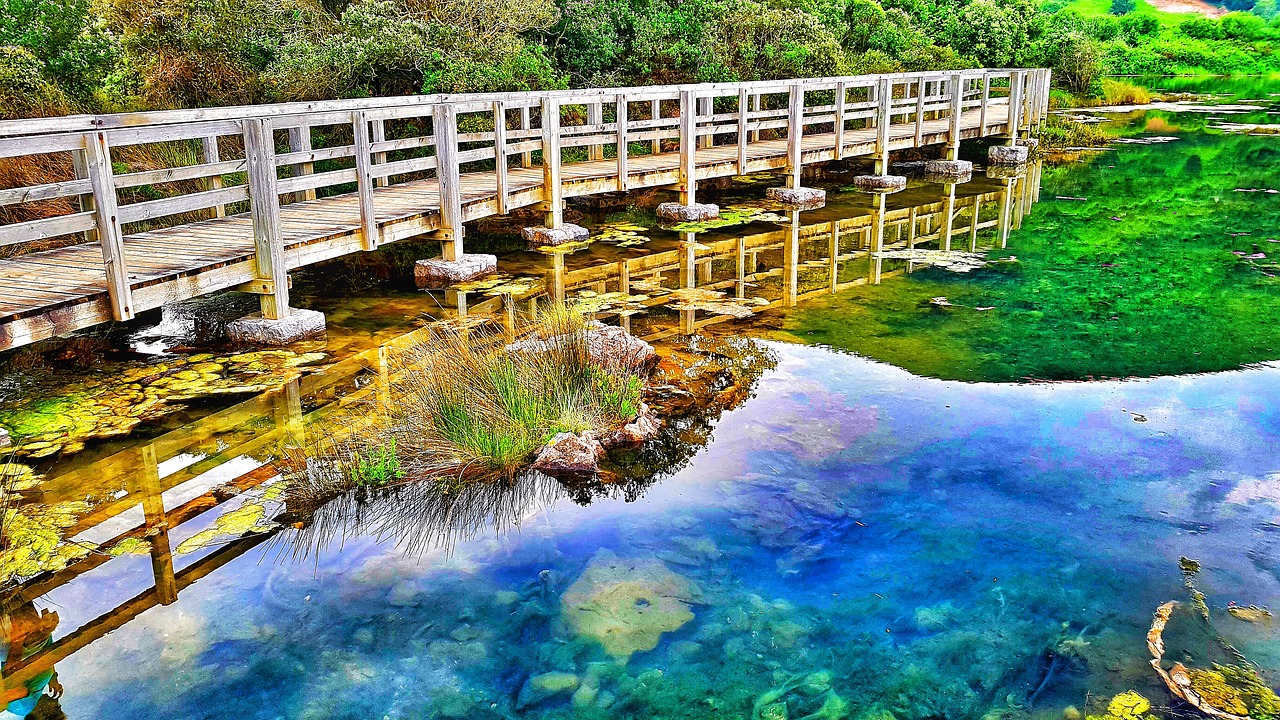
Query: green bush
[[0, 45, 71, 118], [1118, 13, 1159, 39], [1221, 11, 1269, 38], [1178, 16, 1223, 39]]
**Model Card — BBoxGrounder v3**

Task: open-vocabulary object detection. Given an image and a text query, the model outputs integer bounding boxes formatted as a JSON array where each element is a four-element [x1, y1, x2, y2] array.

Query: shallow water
[[3, 78, 1280, 719]]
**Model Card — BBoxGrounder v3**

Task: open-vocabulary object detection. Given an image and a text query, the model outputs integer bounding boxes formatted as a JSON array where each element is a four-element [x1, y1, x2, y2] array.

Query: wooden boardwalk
[[0, 69, 1050, 350]]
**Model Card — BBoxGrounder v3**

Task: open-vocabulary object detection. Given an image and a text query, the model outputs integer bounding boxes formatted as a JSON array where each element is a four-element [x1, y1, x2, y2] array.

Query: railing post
[[494, 101, 509, 214], [352, 111, 379, 250], [588, 101, 604, 161], [616, 94, 629, 192], [834, 81, 846, 160], [650, 99, 662, 155], [432, 104, 465, 259], [286, 125, 316, 202], [83, 131, 134, 321], [914, 77, 926, 146], [786, 84, 803, 189], [1007, 71, 1024, 144], [737, 87, 749, 173], [679, 90, 697, 205], [697, 96, 713, 149], [70, 148, 99, 243], [750, 93, 761, 142], [520, 106, 533, 168], [979, 72, 991, 135], [874, 78, 891, 174], [540, 96, 563, 228], [242, 118, 289, 320], [201, 136, 225, 218], [370, 119, 388, 188], [947, 73, 963, 160]]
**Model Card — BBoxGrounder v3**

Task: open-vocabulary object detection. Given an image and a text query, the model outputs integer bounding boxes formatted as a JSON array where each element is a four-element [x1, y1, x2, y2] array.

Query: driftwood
[[1147, 601, 1251, 720]]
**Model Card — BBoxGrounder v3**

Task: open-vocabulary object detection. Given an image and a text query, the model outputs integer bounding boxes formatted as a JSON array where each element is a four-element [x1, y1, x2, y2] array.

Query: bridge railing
[[0, 68, 1050, 343]]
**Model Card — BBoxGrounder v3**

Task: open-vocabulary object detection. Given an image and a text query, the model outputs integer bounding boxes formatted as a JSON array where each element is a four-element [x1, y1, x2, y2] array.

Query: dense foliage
[[1, 0, 1280, 117]]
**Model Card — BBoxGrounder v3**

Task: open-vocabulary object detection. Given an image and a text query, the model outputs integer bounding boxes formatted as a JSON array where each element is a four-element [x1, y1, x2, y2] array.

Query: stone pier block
[[522, 223, 590, 249], [414, 253, 497, 289], [226, 308, 326, 345], [0, 427, 9, 448], [766, 186, 827, 208], [656, 202, 720, 222], [850, 175, 907, 193], [988, 145, 1029, 165], [924, 160, 974, 178], [986, 164, 1028, 180]]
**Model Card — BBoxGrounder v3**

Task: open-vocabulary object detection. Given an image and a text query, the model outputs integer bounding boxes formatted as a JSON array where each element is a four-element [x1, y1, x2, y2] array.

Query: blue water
[[41, 344, 1280, 719]]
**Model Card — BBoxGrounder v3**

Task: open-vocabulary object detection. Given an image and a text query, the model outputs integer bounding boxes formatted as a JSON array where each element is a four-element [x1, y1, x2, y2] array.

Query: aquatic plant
[[289, 304, 647, 498], [1100, 79, 1152, 106], [1036, 115, 1114, 150], [1086, 691, 1155, 720]]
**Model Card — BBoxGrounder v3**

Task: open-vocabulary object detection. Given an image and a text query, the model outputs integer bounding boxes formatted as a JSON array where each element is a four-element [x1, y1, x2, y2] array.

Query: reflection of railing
[[0, 69, 1050, 352], [454, 165, 1042, 339]]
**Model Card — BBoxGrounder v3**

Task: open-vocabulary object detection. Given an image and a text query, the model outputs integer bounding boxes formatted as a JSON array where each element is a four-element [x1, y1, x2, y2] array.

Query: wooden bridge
[[0, 68, 1050, 351]]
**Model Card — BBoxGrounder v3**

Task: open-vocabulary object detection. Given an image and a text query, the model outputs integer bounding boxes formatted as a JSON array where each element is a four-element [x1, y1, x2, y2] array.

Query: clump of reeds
[[1100, 78, 1152, 106], [285, 304, 645, 506], [1036, 115, 1114, 151]]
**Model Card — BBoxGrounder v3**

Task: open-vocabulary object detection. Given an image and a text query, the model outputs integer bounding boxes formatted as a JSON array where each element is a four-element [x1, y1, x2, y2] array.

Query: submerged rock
[[516, 672, 580, 709], [560, 548, 702, 662], [601, 406, 661, 447]]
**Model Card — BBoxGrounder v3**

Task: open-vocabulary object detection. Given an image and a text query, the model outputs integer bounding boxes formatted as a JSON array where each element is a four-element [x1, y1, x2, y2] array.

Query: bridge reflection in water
[[0, 164, 1040, 713]]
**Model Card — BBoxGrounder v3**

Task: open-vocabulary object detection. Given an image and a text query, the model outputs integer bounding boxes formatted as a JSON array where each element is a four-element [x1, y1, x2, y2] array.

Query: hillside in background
[[0, 0, 1279, 119]]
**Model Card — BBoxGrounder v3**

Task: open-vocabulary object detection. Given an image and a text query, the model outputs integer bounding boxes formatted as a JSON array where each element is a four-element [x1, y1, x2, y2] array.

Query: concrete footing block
[[522, 223, 590, 249], [988, 145, 1030, 165], [226, 308, 326, 345], [656, 202, 720, 222], [925, 160, 974, 177], [414, 253, 497, 289], [765, 186, 827, 208], [851, 175, 907, 193]]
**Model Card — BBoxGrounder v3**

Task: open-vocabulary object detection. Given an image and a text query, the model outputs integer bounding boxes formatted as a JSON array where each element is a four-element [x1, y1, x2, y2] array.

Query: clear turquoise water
[[42, 346, 1280, 719]]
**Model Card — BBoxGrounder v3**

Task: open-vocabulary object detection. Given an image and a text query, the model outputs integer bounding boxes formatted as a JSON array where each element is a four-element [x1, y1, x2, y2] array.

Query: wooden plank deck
[[0, 102, 1011, 346]]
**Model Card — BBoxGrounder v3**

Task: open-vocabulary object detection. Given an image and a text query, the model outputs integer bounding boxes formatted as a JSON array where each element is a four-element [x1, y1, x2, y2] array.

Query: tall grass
[[287, 305, 645, 503], [1035, 115, 1114, 150], [1100, 78, 1152, 106]]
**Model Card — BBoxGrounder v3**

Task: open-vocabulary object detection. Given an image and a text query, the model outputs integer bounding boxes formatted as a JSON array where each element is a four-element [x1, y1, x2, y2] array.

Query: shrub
[[1178, 16, 1223, 39], [1221, 11, 1269, 38], [1119, 13, 1159, 38], [1109, 0, 1134, 14], [0, 45, 71, 118]]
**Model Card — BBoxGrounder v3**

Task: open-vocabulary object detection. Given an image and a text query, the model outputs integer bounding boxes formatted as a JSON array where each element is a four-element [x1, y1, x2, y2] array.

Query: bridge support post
[[870, 193, 886, 285], [523, 97, 589, 248], [227, 117, 325, 344], [767, 84, 825, 208], [945, 73, 963, 161], [417, 103, 498, 288], [83, 131, 135, 322], [989, 71, 1030, 166], [849, 79, 904, 198], [659, 89, 720, 222]]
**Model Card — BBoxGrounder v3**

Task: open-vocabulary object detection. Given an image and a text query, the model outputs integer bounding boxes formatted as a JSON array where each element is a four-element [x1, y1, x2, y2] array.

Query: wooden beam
[[70, 145, 99, 243], [947, 73, 963, 159], [494, 101, 509, 214], [697, 95, 713, 149], [650, 99, 661, 155], [787, 84, 803, 188], [616, 94, 628, 192], [540, 97, 563, 228], [914, 77, 926, 146], [678, 89, 696, 205], [520, 105, 533, 168], [201, 136, 226, 218], [83, 131, 134, 321], [979, 72, 990, 134], [433, 103, 465, 258], [737, 87, 749, 173], [370, 119, 388, 188], [587, 101, 604, 160], [351, 111, 379, 250], [242, 117, 290, 319], [834, 81, 846, 160], [285, 125, 316, 202], [875, 78, 891, 173]]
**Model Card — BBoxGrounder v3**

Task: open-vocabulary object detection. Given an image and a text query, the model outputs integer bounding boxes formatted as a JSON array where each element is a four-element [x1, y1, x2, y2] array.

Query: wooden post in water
[[679, 90, 697, 205], [432, 104, 464, 259], [786, 84, 804, 188], [84, 131, 134, 321], [735, 235, 746, 299], [942, 181, 957, 251], [352, 111, 379, 250], [969, 196, 982, 251], [870, 193, 885, 285], [828, 220, 840, 293], [139, 444, 177, 606], [540, 97, 564, 228], [784, 211, 799, 306], [287, 125, 317, 201], [242, 118, 290, 320], [201, 136, 226, 218]]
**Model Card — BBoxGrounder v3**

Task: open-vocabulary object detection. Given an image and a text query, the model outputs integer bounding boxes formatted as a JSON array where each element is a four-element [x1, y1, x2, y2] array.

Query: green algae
[[777, 128, 1280, 381], [0, 501, 95, 583]]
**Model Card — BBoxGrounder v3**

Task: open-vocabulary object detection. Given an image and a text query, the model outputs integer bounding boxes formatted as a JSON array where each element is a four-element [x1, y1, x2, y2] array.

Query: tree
[[1109, 0, 1134, 14]]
